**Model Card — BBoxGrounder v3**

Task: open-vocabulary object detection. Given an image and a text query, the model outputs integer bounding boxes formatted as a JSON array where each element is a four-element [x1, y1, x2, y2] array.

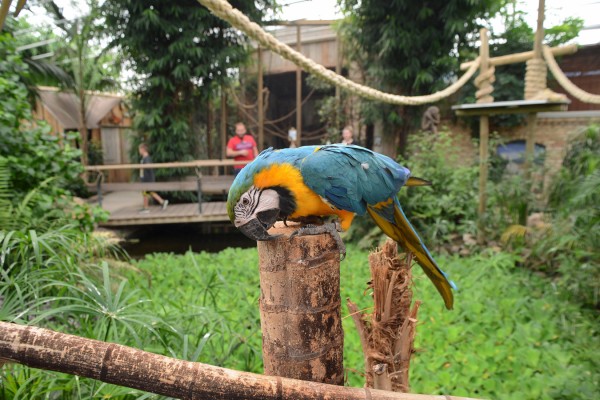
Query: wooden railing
[[85, 159, 248, 212]]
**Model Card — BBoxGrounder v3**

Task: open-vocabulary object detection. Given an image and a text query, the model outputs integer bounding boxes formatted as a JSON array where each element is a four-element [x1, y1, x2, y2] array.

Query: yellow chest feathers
[[253, 163, 355, 230]]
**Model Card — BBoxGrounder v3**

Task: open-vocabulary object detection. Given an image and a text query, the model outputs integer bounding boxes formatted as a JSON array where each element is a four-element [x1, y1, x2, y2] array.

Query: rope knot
[[474, 65, 495, 103]]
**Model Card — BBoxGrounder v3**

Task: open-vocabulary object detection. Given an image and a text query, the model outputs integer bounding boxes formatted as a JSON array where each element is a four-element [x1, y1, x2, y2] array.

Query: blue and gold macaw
[[227, 144, 455, 309]]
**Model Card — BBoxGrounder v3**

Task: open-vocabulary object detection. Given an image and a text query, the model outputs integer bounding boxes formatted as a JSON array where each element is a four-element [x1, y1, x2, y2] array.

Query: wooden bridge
[[85, 160, 247, 227]]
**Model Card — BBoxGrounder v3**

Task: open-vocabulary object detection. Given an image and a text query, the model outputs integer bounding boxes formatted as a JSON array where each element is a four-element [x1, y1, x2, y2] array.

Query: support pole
[[257, 222, 343, 385], [476, 28, 492, 243], [296, 25, 302, 146], [257, 45, 265, 151], [335, 31, 342, 116], [524, 0, 545, 177], [220, 88, 227, 161], [206, 93, 213, 160]]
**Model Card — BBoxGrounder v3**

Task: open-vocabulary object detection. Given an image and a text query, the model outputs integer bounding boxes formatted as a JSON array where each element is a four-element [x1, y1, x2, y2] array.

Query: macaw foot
[[289, 221, 346, 261]]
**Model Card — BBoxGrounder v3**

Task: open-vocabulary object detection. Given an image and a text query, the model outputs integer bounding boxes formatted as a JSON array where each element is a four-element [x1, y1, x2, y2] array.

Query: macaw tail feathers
[[405, 176, 432, 187], [367, 200, 455, 310]]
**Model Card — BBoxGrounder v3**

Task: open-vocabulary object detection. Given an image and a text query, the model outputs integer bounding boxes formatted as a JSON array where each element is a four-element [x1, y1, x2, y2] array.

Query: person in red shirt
[[226, 122, 258, 174]]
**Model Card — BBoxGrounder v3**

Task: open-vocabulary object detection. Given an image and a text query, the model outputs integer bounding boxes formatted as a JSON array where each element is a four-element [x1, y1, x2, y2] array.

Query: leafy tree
[[339, 0, 504, 156], [102, 0, 277, 179], [1, 16, 74, 104], [39, 0, 121, 166]]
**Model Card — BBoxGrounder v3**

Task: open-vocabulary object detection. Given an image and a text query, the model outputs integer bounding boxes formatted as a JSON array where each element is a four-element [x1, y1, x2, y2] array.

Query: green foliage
[[339, 0, 503, 150], [2, 243, 598, 399], [129, 249, 264, 372], [396, 132, 479, 247], [526, 125, 600, 307], [344, 250, 599, 399], [102, 0, 277, 180], [0, 33, 107, 231]]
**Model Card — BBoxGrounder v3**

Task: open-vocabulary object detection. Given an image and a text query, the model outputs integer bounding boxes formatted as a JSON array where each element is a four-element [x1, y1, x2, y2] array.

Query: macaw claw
[[289, 221, 346, 261]]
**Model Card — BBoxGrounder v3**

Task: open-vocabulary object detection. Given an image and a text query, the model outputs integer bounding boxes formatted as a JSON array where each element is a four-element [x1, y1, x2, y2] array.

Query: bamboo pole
[[0, 322, 482, 400], [296, 25, 303, 145], [459, 44, 576, 71], [257, 45, 265, 151], [524, 0, 545, 177], [477, 28, 491, 243], [221, 88, 227, 160], [206, 92, 213, 160], [257, 222, 344, 385], [335, 31, 342, 113]]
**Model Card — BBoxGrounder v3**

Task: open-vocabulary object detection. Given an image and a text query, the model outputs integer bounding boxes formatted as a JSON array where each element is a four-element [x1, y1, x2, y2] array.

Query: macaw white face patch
[[234, 186, 280, 227]]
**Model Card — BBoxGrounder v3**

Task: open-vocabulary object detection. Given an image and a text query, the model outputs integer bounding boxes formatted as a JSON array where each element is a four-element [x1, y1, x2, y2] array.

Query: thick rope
[[197, 0, 480, 106], [543, 45, 600, 104], [474, 65, 495, 103], [524, 58, 547, 100]]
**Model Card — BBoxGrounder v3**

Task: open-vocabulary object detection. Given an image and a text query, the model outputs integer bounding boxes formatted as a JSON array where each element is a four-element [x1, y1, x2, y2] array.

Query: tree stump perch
[[257, 222, 344, 385], [348, 239, 420, 392]]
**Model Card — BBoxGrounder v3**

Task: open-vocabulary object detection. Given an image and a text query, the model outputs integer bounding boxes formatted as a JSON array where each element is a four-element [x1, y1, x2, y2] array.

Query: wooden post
[[296, 25, 303, 146], [206, 92, 213, 159], [257, 222, 344, 385], [335, 31, 342, 119], [220, 88, 227, 161], [257, 45, 265, 151], [524, 0, 545, 177], [477, 28, 491, 243]]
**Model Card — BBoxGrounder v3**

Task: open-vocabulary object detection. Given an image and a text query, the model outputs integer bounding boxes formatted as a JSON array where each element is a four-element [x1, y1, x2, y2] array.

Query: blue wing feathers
[[299, 145, 410, 214]]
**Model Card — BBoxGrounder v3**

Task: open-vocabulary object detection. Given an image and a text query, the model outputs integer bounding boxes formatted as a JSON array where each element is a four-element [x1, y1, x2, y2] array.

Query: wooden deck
[[100, 201, 229, 227], [94, 191, 230, 227], [85, 161, 239, 227]]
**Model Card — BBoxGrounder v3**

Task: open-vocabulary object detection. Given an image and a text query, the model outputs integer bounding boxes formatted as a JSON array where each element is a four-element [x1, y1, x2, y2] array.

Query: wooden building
[[33, 86, 133, 182]]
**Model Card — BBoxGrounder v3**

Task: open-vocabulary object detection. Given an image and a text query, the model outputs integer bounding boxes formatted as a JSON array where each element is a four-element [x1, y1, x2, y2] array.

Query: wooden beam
[[84, 159, 250, 171], [257, 45, 265, 151], [335, 31, 342, 117], [221, 88, 227, 160], [533, 0, 545, 59], [296, 25, 302, 145], [477, 28, 490, 244], [459, 44, 577, 71], [264, 20, 337, 26], [454, 103, 568, 116], [87, 177, 234, 194]]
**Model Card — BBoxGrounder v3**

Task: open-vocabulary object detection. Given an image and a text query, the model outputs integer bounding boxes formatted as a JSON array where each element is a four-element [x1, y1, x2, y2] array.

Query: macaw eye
[[242, 198, 250, 206]]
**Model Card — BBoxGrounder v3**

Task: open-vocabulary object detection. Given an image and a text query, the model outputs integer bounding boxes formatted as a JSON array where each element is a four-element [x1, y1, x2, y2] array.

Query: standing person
[[138, 143, 168, 213], [341, 126, 355, 145], [226, 122, 258, 175]]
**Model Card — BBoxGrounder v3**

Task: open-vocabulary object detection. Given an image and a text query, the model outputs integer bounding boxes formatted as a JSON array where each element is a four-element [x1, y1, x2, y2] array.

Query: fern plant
[[0, 157, 13, 230]]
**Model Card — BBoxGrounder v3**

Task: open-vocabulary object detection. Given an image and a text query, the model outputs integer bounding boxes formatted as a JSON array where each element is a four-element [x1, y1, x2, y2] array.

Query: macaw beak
[[236, 208, 281, 241]]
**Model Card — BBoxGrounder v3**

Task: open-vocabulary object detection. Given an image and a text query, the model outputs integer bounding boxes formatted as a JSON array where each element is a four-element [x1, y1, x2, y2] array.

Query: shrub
[[397, 131, 479, 247], [527, 125, 600, 308], [0, 33, 107, 232]]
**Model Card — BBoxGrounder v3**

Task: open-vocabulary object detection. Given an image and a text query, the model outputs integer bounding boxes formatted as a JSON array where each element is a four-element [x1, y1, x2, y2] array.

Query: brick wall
[[438, 112, 600, 183]]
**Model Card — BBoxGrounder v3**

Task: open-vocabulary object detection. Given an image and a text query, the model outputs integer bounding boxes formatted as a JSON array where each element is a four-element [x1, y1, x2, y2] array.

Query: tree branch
[[0, 322, 481, 400]]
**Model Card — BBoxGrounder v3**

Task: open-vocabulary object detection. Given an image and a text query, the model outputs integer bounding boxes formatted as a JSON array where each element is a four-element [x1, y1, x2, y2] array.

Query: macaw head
[[227, 164, 294, 242]]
